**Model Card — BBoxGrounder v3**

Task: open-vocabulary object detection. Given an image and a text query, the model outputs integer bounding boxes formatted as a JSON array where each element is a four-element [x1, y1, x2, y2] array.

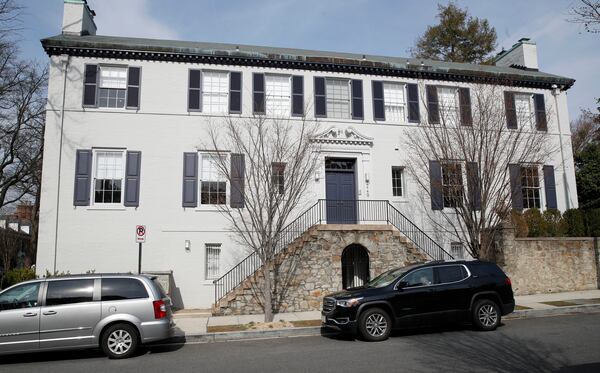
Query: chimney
[[62, 0, 97, 36], [494, 38, 538, 70]]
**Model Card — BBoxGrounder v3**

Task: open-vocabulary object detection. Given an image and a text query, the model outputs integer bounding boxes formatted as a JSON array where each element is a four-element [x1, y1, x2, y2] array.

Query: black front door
[[325, 158, 357, 224]]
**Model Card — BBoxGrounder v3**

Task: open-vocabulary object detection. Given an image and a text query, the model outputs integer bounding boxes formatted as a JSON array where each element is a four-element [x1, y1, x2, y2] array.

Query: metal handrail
[[213, 199, 453, 304]]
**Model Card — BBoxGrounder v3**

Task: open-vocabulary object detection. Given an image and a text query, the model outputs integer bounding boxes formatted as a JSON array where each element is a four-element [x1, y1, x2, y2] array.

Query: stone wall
[[498, 226, 599, 295], [215, 224, 428, 315]]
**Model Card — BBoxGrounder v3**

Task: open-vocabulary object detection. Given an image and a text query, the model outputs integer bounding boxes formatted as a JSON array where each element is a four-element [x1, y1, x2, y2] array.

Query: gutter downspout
[[551, 85, 571, 210], [53, 54, 70, 273]]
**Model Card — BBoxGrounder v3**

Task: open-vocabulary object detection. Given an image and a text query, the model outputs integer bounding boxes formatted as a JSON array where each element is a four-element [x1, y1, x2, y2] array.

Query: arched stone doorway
[[341, 244, 370, 289]]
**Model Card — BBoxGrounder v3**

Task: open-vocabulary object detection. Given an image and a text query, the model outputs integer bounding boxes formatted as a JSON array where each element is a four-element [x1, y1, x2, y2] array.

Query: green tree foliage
[[0, 267, 35, 289], [523, 209, 546, 237], [562, 209, 587, 236], [584, 209, 600, 236], [571, 105, 600, 208], [543, 209, 567, 236], [412, 3, 497, 63]]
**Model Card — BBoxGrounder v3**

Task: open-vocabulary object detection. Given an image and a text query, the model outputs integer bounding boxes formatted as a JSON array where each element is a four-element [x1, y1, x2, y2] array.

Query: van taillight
[[153, 300, 167, 319], [505, 277, 512, 286]]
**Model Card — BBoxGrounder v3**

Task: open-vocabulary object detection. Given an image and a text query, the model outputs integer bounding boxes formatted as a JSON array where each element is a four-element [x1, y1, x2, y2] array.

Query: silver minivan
[[0, 274, 174, 359]]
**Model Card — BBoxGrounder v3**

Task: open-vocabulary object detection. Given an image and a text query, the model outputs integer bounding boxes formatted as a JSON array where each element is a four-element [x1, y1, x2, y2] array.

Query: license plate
[[321, 315, 327, 323]]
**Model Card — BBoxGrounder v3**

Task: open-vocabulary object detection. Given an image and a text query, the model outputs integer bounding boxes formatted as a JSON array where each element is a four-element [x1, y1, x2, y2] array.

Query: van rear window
[[101, 278, 148, 301]]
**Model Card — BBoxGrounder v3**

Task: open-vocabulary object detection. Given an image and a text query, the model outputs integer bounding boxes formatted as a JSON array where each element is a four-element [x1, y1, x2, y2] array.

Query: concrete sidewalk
[[171, 289, 600, 339]]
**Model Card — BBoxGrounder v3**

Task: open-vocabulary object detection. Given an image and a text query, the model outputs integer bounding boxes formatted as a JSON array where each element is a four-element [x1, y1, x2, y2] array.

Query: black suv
[[321, 260, 514, 341]]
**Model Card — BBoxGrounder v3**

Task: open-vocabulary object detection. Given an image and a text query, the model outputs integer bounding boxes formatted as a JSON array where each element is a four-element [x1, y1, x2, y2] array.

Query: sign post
[[135, 225, 146, 274]]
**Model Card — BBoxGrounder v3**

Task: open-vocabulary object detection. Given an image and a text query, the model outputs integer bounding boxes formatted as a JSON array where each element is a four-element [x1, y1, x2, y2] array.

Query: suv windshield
[[365, 266, 414, 288]]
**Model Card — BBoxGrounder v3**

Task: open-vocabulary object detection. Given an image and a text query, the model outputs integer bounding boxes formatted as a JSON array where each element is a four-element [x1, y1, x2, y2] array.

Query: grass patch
[[290, 320, 322, 327], [207, 324, 250, 333], [515, 305, 532, 310], [540, 300, 578, 307]]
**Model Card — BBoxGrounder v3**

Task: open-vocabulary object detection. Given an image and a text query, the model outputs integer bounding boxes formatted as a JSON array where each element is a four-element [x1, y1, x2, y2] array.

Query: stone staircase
[[213, 224, 428, 316]]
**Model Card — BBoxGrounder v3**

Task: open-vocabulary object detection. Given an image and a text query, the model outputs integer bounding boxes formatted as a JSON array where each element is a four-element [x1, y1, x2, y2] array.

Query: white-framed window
[[272, 162, 285, 194], [326, 78, 351, 119], [265, 74, 291, 117], [200, 153, 227, 205], [442, 162, 464, 208], [93, 150, 125, 205], [450, 242, 465, 259], [98, 66, 127, 108], [383, 83, 406, 122], [515, 93, 533, 128], [391, 166, 404, 197], [521, 165, 541, 209], [438, 86, 458, 121], [205, 243, 221, 280], [202, 71, 229, 114]]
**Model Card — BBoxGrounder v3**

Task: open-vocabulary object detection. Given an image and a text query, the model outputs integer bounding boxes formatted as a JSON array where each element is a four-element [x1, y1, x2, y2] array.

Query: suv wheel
[[101, 323, 139, 359], [358, 307, 392, 341], [472, 299, 501, 331]]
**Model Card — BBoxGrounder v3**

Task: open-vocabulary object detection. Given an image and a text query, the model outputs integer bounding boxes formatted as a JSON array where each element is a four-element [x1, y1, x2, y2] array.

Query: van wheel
[[358, 308, 392, 342], [472, 299, 501, 331], [101, 323, 139, 359]]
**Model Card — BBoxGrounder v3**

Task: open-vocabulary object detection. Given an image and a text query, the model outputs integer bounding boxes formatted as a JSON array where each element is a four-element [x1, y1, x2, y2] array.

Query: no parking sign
[[136, 225, 146, 243]]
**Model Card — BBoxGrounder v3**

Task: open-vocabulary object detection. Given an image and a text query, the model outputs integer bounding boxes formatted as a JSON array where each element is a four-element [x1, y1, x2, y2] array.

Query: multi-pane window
[[200, 154, 226, 205], [202, 71, 229, 114], [450, 242, 465, 260], [326, 78, 351, 119], [98, 66, 127, 108], [438, 87, 458, 121], [383, 83, 405, 122], [205, 243, 221, 280], [521, 165, 541, 209], [272, 162, 285, 194], [94, 151, 124, 204], [265, 75, 291, 117], [391, 166, 404, 197], [515, 93, 533, 127], [442, 162, 463, 208]]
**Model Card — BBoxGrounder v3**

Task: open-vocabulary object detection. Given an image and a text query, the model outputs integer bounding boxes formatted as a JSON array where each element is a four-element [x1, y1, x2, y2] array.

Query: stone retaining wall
[[215, 224, 428, 315], [498, 226, 599, 295]]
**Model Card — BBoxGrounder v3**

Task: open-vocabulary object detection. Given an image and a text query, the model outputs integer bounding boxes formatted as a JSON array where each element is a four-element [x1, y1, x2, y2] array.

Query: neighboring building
[[36, 1, 577, 309], [0, 204, 34, 274]]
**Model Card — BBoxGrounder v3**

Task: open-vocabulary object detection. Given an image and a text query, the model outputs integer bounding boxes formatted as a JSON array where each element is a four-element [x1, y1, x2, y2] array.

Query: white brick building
[[36, 1, 578, 309]]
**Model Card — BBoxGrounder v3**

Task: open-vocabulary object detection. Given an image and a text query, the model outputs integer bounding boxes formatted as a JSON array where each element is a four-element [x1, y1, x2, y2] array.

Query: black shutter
[[543, 165, 557, 209], [126, 67, 141, 110], [291, 75, 304, 116], [74, 150, 92, 206], [429, 160, 443, 210], [253, 73, 265, 115], [466, 162, 481, 211], [407, 83, 420, 123], [459, 87, 472, 126], [188, 69, 201, 111], [230, 154, 245, 208], [229, 71, 242, 114], [351, 79, 364, 120], [314, 77, 327, 118], [534, 94, 547, 131], [509, 164, 523, 209], [83, 64, 98, 107], [426, 85, 440, 124], [372, 81, 385, 121], [124, 151, 141, 207], [505, 92, 517, 129], [182, 152, 198, 208]]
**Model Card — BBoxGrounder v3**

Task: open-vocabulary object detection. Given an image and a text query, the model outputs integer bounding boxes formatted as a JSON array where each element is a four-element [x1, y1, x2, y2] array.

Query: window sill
[[86, 206, 127, 211], [194, 205, 230, 212]]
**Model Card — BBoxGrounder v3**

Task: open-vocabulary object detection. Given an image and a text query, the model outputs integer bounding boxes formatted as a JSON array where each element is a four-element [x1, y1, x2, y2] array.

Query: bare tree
[[568, 0, 600, 34], [204, 115, 320, 322], [0, 225, 22, 274], [570, 108, 600, 155], [405, 83, 555, 260]]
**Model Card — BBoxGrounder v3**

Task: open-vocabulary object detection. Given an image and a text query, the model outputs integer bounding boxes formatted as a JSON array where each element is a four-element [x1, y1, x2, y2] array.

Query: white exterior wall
[[36, 54, 578, 308]]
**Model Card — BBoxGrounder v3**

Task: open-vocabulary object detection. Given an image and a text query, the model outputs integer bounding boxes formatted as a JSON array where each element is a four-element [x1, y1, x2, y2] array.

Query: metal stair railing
[[213, 199, 453, 304]]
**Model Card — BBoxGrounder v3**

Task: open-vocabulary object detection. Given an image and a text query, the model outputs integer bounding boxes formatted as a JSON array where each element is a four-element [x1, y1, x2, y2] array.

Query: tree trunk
[[262, 262, 274, 322]]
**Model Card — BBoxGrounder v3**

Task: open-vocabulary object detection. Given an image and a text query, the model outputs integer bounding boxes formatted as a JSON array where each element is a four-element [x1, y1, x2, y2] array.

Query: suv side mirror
[[397, 281, 408, 290]]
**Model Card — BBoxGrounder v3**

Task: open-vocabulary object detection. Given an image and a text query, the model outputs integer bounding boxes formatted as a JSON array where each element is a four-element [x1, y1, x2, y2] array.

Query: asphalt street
[[1, 313, 600, 373]]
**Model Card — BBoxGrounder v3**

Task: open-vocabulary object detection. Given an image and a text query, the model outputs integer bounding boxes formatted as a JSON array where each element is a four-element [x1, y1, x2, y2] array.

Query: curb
[[163, 304, 600, 345], [505, 303, 600, 320]]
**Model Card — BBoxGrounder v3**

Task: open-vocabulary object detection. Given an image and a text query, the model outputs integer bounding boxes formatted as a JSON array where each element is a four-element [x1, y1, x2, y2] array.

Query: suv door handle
[[23, 312, 38, 317], [43, 310, 57, 316]]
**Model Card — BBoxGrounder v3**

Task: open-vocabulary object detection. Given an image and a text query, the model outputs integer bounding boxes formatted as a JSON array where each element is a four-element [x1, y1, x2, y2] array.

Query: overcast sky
[[17, 0, 599, 121]]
